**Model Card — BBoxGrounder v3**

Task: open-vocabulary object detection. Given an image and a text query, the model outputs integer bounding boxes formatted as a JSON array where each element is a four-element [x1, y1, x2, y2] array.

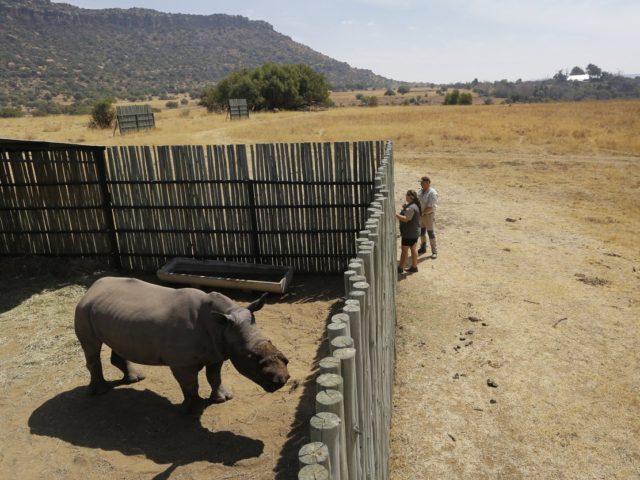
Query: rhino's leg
[[170, 365, 203, 413], [76, 330, 110, 395], [110, 351, 146, 383], [206, 361, 234, 403]]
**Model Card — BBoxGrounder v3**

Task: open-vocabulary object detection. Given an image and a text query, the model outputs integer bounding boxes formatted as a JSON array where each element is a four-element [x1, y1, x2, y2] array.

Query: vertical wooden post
[[318, 356, 341, 376], [245, 178, 261, 263], [310, 411, 342, 480], [95, 147, 121, 269], [298, 463, 330, 480], [299, 442, 331, 472], [333, 346, 360, 480], [316, 390, 347, 480]]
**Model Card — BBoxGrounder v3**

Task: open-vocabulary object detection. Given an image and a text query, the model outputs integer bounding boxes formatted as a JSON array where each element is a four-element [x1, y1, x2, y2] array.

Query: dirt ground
[[1, 149, 639, 479], [390, 153, 640, 479], [0, 265, 341, 480]]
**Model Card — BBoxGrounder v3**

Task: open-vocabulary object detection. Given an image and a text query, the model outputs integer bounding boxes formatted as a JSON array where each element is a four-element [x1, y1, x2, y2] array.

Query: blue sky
[[53, 0, 640, 83]]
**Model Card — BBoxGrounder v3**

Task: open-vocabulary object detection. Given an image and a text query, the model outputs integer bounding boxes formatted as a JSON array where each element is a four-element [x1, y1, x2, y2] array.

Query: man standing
[[417, 176, 438, 258]]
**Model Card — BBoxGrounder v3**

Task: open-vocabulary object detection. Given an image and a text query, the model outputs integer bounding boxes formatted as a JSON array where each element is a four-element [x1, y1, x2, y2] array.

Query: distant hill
[[0, 0, 395, 108]]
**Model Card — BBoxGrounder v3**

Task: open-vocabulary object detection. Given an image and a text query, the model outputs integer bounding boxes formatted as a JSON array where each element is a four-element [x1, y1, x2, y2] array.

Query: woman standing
[[395, 190, 421, 273]]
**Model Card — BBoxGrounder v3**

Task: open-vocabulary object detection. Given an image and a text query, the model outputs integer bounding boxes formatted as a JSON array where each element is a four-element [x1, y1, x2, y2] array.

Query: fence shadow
[[0, 257, 112, 315], [28, 386, 264, 479]]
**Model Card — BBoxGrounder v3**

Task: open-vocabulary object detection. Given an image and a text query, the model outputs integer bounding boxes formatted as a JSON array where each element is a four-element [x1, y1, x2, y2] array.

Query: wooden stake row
[[298, 141, 396, 479]]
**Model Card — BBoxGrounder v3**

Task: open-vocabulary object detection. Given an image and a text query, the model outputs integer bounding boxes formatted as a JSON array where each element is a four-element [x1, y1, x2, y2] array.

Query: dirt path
[[389, 155, 640, 479]]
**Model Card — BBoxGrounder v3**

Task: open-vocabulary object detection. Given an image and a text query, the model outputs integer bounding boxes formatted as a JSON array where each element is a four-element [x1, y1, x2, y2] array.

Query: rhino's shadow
[[28, 386, 264, 475]]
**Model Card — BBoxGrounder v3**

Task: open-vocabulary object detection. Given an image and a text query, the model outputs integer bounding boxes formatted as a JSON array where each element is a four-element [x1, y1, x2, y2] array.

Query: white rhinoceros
[[74, 277, 289, 412]]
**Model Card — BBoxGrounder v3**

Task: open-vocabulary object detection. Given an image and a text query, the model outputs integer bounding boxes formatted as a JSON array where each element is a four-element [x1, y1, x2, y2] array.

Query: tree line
[[455, 64, 640, 104]]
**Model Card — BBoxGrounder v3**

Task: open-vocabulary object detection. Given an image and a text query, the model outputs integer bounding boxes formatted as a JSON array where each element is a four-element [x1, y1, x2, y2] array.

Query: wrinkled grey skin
[[74, 277, 290, 413]]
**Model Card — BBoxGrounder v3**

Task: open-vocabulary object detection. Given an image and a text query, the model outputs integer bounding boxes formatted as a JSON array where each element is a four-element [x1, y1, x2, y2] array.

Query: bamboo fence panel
[[2, 140, 385, 274], [0, 142, 109, 258]]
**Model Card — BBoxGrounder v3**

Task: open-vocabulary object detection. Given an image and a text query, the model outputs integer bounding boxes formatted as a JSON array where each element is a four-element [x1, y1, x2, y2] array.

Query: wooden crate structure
[[115, 105, 155, 134], [227, 98, 249, 120]]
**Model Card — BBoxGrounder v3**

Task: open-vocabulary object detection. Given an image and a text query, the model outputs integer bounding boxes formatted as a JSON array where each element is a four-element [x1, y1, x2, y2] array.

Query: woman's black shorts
[[401, 237, 418, 247]]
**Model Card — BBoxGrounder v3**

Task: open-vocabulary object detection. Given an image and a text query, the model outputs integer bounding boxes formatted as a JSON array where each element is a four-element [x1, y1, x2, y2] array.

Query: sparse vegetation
[[88, 99, 115, 129], [443, 89, 472, 105], [0, 106, 23, 118], [0, 0, 390, 109]]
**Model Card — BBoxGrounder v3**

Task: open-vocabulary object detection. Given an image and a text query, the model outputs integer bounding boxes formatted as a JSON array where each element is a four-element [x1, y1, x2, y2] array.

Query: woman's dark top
[[399, 203, 421, 239]]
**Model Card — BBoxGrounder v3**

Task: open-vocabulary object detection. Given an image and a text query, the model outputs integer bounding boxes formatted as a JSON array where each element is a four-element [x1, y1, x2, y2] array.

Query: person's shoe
[[418, 243, 427, 255], [397, 266, 404, 274], [406, 266, 418, 273], [431, 252, 438, 259]]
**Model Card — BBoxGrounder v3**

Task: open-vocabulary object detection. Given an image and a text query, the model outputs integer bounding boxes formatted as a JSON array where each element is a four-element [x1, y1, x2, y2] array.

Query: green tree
[[586, 63, 602, 78], [89, 99, 115, 128], [199, 63, 329, 112], [443, 89, 460, 105], [397, 85, 411, 95], [458, 92, 473, 105], [570, 66, 585, 76], [553, 70, 568, 82]]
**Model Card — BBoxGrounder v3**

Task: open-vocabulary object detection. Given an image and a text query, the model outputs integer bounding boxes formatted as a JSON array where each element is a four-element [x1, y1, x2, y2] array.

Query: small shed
[[227, 98, 249, 120]]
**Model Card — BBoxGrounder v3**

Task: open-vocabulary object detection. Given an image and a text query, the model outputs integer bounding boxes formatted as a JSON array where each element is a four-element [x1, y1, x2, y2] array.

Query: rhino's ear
[[212, 312, 233, 325], [247, 292, 269, 313]]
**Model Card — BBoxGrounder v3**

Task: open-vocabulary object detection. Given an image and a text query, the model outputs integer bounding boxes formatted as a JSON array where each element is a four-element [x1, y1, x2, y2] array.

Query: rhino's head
[[219, 293, 290, 393]]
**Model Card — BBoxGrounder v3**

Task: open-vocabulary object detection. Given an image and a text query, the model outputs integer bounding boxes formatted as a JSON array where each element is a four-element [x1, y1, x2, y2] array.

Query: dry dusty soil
[[390, 152, 640, 479], [0, 267, 341, 480], [0, 150, 638, 479]]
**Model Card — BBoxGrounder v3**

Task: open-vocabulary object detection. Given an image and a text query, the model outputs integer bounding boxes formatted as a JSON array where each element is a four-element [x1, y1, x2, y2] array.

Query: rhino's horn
[[247, 292, 269, 312]]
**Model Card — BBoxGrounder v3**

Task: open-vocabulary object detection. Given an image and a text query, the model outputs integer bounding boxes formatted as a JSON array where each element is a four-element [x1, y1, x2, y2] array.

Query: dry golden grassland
[[330, 87, 444, 106], [1, 100, 637, 155], [1, 100, 639, 478]]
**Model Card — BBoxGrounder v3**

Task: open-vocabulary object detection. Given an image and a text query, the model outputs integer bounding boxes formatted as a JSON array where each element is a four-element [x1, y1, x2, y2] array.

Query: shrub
[[443, 89, 460, 105], [165, 100, 179, 109], [384, 88, 396, 96], [89, 99, 115, 129], [0, 106, 24, 118], [180, 98, 189, 105], [358, 95, 378, 107], [458, 92, 473, 105], [397, 85, 411, 95], [444, 90, 473, 105]]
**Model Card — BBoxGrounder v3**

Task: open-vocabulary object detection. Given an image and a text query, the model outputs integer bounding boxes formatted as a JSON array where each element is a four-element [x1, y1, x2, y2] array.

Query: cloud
[[341, 19, 355, 25], [353, 0, 415, 7], [452, 0, 640, 38]]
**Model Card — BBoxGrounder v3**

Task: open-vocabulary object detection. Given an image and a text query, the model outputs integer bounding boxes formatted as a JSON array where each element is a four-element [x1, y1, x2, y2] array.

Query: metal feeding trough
[[157, 257, 294, 294]]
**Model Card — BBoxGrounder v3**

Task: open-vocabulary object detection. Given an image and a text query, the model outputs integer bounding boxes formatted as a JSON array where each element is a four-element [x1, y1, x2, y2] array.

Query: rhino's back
[[76, 277, 218, 366]]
